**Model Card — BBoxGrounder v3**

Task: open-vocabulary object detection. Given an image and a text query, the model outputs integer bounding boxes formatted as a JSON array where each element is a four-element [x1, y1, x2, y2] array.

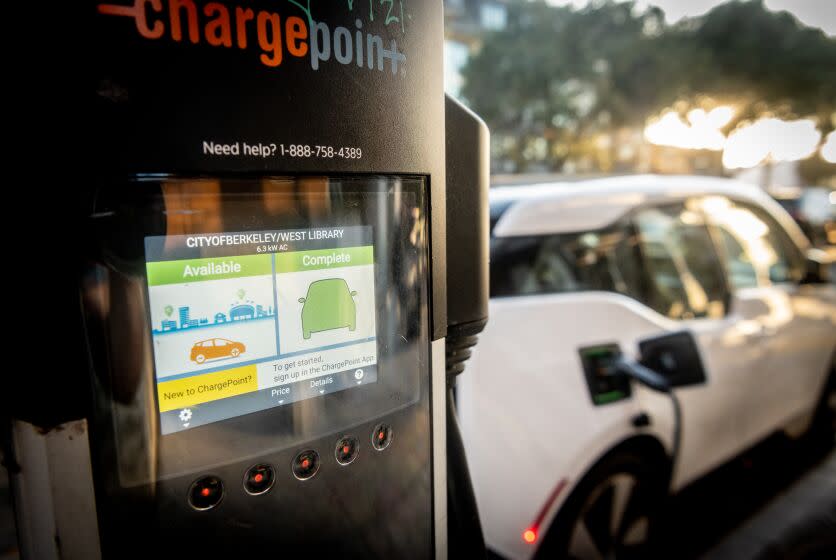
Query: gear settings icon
[[179, 408, 193, 423]]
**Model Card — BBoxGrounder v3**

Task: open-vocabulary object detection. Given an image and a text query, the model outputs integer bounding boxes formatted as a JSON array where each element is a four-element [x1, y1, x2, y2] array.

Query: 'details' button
[[188, 475, 224, 511], [244, 464, 275, 496], [292, 450, 321, 481], [371, 424, 393, 451], [335, 436, 360, 466]]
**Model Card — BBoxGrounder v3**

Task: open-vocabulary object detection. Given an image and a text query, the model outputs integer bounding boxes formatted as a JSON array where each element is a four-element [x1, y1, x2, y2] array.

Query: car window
[[203, 341, 214, 347], [742, 202, 806, 284], [215, 339, 228, 346], [715, 225, 759, 289], [490, 219, 643, 299], [701, 196, 805, 287], [633, 203, 727, 320]]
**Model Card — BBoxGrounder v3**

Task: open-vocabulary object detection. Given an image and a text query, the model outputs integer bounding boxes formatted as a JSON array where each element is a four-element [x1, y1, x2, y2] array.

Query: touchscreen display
[[145, 226, 378, 434]]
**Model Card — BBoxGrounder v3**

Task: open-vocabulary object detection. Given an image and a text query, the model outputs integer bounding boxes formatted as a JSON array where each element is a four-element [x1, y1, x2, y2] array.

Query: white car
[[457, 175, 836, 559]]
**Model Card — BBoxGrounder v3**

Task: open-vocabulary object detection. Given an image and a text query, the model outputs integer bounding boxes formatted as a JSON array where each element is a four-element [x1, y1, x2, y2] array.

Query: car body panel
[[758, 284, 836, 433]]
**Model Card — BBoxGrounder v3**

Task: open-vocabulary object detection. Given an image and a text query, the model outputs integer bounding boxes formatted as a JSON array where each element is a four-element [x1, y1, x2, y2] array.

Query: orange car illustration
[[190, 338, 246, 364]]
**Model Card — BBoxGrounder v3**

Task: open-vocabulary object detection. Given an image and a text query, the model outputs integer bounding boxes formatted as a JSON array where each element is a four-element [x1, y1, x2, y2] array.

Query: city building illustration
[[154, 301, 275, 334]]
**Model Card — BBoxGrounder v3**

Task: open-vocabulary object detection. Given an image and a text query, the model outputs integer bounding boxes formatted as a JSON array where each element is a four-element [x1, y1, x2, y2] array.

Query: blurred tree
[[672, 0, 836, 124], [461, 0, 836, 172], [462, 0, 669, 170]]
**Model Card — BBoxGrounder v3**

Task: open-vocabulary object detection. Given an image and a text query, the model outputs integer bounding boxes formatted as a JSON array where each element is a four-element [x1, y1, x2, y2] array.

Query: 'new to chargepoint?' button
[[157, 365, 258, 412]]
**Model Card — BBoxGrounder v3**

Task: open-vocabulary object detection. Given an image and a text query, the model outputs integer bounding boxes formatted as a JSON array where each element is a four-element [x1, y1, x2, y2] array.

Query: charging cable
[[615, 357, 682, 474]]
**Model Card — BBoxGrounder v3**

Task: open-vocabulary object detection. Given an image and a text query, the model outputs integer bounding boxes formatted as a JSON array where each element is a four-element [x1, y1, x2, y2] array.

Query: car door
[[731, 199, 833, 431], [700, 195, 814, 445], [631, 200, 755, 482]]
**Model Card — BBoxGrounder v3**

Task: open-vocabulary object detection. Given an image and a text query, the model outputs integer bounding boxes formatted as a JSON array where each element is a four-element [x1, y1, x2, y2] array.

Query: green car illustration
[[298, 278, 358, 340]]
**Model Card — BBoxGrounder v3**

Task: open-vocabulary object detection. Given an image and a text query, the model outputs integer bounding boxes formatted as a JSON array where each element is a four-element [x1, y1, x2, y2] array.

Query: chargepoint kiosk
[[7, 1, 489, 558]]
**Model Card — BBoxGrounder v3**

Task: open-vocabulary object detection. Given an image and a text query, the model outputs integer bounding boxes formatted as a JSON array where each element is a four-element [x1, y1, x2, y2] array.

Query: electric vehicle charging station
[[6, 2, 489, 558]]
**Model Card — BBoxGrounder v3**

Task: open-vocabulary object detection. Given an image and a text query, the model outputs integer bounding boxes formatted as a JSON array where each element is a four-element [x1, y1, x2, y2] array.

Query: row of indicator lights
[[188, 424, 393, 510]]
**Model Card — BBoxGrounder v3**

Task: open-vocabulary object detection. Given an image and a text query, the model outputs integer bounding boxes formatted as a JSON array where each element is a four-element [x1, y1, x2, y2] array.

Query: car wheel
[[538, 451, 666, 560], [231, 348, 240, 357], [195, 354, 205, 364]]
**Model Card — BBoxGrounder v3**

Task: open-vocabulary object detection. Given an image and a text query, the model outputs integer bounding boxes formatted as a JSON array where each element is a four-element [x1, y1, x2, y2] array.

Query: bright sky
[[547, 0, 836, 36]]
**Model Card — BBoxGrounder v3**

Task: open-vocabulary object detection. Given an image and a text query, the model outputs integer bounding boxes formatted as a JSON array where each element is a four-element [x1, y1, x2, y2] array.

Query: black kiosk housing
[[7, 1, 489, 558]]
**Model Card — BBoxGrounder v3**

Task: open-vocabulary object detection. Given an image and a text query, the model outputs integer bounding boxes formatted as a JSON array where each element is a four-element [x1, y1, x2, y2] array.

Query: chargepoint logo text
[[98, 1, 407, 75]]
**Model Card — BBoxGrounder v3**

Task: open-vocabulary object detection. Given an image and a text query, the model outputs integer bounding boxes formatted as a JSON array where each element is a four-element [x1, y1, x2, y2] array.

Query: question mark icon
[[270, 143, 277, 156]]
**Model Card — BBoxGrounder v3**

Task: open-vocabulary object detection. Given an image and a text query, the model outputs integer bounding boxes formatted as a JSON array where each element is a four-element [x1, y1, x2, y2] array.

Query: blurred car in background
[[770, 186, 836, 248], [457, 175, 836, 559]]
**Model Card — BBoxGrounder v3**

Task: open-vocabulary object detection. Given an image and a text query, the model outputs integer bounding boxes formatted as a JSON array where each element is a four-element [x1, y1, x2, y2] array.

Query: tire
[[195, 354, 205, 364], [231, 348, 240, 357], [808, 366, 836, 447], [537, 451, 667, 560]]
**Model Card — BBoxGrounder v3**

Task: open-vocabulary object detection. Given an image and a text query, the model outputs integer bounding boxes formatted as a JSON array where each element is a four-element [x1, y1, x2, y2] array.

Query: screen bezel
[[81, 175, 431, 484]]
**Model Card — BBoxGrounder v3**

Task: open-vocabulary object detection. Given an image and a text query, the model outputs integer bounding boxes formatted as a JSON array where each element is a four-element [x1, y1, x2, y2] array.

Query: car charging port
[[578, 344, 632, 406]]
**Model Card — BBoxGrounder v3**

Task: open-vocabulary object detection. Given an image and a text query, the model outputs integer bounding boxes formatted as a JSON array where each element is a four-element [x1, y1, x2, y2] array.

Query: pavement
[[654, 431, 836, 560], [703, 444, 836, 560]]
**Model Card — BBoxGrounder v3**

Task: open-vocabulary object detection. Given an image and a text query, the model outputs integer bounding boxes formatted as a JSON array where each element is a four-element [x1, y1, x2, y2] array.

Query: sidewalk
[[703, 447, 836, 560]]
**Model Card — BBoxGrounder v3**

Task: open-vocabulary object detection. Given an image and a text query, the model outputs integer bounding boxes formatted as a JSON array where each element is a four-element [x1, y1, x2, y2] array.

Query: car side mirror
[[802, 248, 832, 284], [298, 298, 306, 304]]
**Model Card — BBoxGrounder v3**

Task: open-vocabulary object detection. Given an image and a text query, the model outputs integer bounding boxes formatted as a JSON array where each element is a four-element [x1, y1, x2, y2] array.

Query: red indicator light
[[301, 458, 310, 469], [253, 473, 264, 483], [343, 445, 350, 454], [523, 529, 537, 544], [200, 487, 211, 498], [378, 431, 385, 440]]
